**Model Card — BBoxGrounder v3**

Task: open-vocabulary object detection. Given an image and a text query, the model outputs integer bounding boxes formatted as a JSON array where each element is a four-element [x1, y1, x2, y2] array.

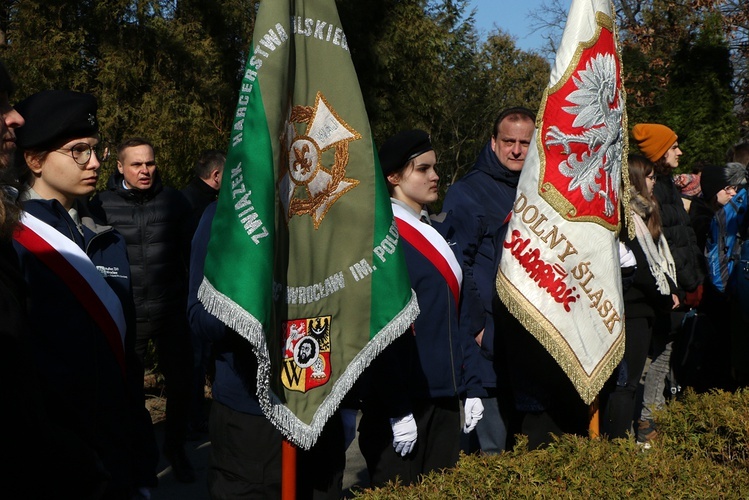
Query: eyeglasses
[[53, 142, 110, 166]]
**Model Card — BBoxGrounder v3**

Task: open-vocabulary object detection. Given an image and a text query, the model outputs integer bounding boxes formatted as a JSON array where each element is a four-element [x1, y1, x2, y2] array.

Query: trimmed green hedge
[[352, 389, 749, 498]]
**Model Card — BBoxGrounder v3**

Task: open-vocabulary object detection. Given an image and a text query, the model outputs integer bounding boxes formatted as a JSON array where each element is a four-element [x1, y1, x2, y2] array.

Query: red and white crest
[[281, 316, 332, 392], [539, 15, 623, 229]]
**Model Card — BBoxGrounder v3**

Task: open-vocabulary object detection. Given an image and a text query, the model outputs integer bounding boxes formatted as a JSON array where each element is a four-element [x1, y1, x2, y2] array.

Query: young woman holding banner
[[358, 129, 485, 487]]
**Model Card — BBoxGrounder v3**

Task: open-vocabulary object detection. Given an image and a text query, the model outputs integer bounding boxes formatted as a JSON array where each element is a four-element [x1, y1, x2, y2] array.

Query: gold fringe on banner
[[496, 271, 625, 405]]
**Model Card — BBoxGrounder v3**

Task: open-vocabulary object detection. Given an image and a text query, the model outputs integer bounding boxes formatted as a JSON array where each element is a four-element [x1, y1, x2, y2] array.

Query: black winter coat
[[182, 176, 219, 239], [90, 171, 191, 322], [653, 173, 705, 293]]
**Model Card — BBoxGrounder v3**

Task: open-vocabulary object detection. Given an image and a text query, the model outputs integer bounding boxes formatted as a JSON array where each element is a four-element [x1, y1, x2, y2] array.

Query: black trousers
[[297, 410, 345, 500], [601, 316, 652, 439], [208, 401, 345, 500], [358, 396, 461, 488], [208, 401, 282, 499], [135, 317, 193, 451]]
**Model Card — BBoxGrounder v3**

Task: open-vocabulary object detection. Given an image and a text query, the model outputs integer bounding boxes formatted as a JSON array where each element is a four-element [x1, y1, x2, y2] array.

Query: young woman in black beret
[[11, 90, 158, 498], [357, 129, 485, 487]]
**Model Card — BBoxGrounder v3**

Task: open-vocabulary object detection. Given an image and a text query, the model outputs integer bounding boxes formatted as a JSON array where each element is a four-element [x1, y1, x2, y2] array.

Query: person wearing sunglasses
[[11, 90, 158, 498]]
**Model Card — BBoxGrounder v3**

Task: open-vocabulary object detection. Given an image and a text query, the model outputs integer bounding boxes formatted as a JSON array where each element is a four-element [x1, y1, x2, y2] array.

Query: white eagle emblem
[[545, 53, 623, 217]]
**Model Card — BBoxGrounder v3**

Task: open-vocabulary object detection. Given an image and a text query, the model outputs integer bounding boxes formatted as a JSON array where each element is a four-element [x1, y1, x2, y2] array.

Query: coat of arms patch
[[281, 315, 332, 392]]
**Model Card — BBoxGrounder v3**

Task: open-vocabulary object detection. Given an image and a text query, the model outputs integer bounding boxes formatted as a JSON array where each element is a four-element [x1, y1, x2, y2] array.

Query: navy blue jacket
[[13, 198, 158, 494], [187, 202, 262, 415], [399, 205, 484, 400], [441, 142, 520, 388]]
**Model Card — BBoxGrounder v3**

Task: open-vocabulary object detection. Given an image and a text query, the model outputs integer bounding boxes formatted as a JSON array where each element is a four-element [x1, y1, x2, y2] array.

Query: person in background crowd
[[697, 163, 748, 389], [182, 148, 225, 438], [183, 149, 225, 237], [490, 113, 592, 450], [358, 129, 484, 487], [602, 154, 680, 442], [441, 107, 536, 454], [690, 165, 740, 253], [632, 123, 704, 308], [90, 137, 195, 483], [11, 89, 158, 497], [726, 142, 749, 168], [673, 172, 701, 213], [630, 123, 702, 443]]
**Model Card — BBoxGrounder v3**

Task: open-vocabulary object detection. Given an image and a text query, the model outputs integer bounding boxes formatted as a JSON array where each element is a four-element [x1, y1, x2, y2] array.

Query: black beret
[[15, 90, 98, 150], [378, 129, 433, 178]]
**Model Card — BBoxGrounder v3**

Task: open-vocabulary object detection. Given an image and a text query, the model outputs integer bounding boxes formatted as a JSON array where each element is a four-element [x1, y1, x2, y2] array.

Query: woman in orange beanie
[[631, 123, 704, 310], [632, 123, 681, 167]]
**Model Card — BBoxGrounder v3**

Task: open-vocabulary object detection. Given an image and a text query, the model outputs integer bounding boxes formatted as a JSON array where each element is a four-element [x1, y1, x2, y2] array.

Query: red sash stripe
[[395, 217, 461, 308], [14, 222, 127, 377]]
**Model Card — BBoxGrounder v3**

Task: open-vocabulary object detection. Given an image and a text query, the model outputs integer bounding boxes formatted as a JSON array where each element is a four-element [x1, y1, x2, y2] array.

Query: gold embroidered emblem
[[279, 92, 361, 229]]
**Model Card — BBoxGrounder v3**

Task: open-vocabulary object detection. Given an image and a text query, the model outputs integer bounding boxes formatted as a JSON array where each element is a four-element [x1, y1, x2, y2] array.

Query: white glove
[[619, 242, 636, 268], [340, 408, 358, 451], [463, 397, 484, 434], [389, 413, 417, 456]]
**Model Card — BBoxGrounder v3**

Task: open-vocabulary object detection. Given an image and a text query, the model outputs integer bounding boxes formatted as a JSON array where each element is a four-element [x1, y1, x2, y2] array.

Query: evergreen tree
[[619, 1, 739, 170], [4, 0, 256, 188], [338, 0, 548, 189], [3, 0, 548, 189], [531, 0, 741, 171]]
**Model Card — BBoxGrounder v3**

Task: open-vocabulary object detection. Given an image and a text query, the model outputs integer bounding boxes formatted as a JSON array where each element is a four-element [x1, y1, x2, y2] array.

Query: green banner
[[200, 0, 418, 450]]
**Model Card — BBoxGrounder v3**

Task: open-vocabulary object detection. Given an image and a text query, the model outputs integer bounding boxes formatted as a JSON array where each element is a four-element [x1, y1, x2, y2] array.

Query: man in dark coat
[[181, 148, 225, 436], [441, 107, 536, 454], [182, 149, 224, 237], [90, 137, 196, 483]]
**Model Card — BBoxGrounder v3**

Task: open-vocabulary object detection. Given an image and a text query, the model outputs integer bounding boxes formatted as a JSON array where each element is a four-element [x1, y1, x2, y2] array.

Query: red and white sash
[[392, 203, 462, 307], [14, 212, 127, 376]]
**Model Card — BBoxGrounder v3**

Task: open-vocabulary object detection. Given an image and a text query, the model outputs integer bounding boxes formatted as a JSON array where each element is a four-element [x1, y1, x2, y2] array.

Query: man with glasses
[[90, 137, 196, 483]]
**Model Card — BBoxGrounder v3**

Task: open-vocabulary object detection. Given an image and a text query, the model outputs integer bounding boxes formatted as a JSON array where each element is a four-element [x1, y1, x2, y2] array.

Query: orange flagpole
[[588, 396, 600, 439], [282, 439, 297, 500]]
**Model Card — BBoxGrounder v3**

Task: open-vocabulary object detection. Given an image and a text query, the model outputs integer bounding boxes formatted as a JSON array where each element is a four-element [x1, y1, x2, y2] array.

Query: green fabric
[[200, 0, 418, 450]]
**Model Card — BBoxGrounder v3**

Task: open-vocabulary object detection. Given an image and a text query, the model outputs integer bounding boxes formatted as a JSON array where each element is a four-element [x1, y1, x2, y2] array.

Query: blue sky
[[468, 0, 569, 53]]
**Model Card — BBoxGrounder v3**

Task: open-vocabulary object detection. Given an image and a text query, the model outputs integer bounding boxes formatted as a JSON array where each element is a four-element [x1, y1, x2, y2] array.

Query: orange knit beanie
[[631, 123, 678, 162]]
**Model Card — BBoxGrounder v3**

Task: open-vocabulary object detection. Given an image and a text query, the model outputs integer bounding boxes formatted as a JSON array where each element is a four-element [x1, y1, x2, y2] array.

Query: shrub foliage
[[352, 389, 749, 499]]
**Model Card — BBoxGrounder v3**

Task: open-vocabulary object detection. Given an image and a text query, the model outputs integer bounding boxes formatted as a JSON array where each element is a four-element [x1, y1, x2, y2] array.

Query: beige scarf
[[631, 211, 677, 295]]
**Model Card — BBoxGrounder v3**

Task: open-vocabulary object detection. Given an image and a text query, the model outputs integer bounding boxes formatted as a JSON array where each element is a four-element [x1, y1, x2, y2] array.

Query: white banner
[[496, 0, 627, 404]]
